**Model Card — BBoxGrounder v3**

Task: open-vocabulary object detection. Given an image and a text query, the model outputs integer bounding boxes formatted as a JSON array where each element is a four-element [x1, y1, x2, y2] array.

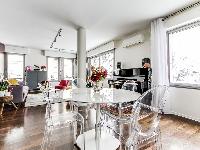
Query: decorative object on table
[[0, 80, 10, 97], [33, 65, 40, 71], [90, 66, 107, 92], [25, 66, 32, 72], [41, 65, 47, 71]]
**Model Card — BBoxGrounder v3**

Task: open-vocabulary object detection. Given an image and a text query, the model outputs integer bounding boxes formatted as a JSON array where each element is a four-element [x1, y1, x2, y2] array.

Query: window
[[168, 21, 200, 87], [90, 56, 100, 68], [7, 54, 24, 80], [64, 59, 73, 79], [100, 52, 114, 78], [47, 57, 59, 81], [90, 50, 114, 78]]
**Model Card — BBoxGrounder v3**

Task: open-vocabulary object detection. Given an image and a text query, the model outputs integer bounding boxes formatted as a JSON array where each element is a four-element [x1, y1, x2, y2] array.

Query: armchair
[[9, 85, 29, 104], [55, 80, 69, 90]]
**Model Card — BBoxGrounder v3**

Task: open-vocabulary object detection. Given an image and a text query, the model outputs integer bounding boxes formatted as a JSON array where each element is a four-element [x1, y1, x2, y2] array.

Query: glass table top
[[50, 88, 141, 104]]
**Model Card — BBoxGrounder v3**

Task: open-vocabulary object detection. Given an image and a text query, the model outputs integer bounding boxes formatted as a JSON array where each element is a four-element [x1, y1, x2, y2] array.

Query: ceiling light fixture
[[50, 28, 62, 49]]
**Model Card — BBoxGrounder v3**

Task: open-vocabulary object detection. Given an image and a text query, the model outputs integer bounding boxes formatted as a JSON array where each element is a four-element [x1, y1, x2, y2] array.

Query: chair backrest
[[130, 85, 168, 138], [9, 85, 23, 103], [59, 80, 69, 86], [137, 85, 168, 111], [133, 102, 160, 137]]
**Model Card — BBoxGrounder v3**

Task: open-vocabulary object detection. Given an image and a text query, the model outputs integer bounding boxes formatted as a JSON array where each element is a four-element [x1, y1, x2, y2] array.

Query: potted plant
[[0, 80, 9, 97], [90, 66, 107, 92]]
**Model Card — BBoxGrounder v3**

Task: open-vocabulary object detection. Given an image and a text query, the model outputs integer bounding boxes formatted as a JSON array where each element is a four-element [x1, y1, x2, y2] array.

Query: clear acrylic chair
[[100, 85, 168, 150], [125, 101, 161, 150], [71, 78, 95, 120], [100, 86, 139, 125], [41, 110, 85, 150], [40, 86, 85, 150]]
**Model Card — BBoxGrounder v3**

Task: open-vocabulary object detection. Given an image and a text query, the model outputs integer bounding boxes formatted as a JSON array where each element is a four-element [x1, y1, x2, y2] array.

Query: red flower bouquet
[[90, 66, 107, 82], [90, 66, 107, 92]]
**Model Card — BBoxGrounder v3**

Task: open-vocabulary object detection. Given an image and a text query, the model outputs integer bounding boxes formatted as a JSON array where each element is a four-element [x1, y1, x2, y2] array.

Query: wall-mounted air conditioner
[[122, 33, 144, 48]]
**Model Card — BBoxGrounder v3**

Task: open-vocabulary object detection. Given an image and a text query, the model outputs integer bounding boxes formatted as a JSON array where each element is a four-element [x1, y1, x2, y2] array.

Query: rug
[[25, 93, 46, 107]]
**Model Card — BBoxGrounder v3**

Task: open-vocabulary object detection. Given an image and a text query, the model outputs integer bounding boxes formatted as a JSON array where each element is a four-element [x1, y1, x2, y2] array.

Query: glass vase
[[93, 81, 103, 92]]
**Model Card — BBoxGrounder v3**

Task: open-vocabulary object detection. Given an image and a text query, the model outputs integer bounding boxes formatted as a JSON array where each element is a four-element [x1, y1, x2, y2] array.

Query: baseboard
[[170, 111, 200, 123]]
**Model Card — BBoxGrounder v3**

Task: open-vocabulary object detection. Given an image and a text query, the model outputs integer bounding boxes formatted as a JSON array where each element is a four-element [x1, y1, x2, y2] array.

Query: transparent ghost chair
[[40, 85, 85, 150], [71, 78, 95, 120], [100, 85, 168, 150], [41, 110, 85, 150], [100, 84, 139, 124], [125, 102, 161, 150]]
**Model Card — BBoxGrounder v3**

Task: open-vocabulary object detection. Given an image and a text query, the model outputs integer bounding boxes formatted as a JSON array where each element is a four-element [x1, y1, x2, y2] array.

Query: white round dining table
[[55, 88, 141, 150], [61, 87, 141, 103]]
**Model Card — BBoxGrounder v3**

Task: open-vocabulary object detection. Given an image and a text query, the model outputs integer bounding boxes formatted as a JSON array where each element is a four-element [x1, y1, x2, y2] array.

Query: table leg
[[76, 103, 120, 150], [95, 103, 101, 150], [10, 101, 18, 110], [0, 103, 4, 115], [119, 103, 123, 150]]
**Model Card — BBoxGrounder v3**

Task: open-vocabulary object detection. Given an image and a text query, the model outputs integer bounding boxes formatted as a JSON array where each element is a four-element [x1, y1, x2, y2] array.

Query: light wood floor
[[0, 103, 200, 150]]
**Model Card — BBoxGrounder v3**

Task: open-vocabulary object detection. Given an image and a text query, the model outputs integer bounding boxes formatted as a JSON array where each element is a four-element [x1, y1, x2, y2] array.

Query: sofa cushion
[[8, 79, 19, 85]]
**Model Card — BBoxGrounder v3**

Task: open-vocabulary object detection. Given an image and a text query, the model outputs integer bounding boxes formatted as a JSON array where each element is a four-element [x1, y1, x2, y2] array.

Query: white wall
[[5, 45, 47, 67], [164, 6, 200, 122], [25, 49, 46, 66], [4, 45, 76, 67], [167, 87, 200, 122], [0, 53, 4, 75], [115, 29, 151, 69], [44, 50, 76, 59], [165, 6, 200, 29], [87, 41, 115, 57]]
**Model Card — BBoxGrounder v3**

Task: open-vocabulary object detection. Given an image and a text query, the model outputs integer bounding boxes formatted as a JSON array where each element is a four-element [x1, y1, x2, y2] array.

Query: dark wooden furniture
[[0, 96, 17, 115], [110, 67, 150, 93], [26, 70, 47, 90]]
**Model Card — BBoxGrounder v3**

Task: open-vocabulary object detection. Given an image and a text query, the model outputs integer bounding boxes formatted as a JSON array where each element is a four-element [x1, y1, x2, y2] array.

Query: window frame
[[63, 58, 74, 79], [167, 20, 200, 89], [6, 53, 25, 81], [47, 56, 59, 81]]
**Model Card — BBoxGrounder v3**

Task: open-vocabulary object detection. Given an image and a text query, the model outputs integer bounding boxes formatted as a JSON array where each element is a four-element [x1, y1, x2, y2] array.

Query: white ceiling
[[0, 0, 197, 52]]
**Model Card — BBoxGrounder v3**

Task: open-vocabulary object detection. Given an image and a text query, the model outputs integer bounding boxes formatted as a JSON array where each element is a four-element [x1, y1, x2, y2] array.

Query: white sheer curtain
[[151, 18, 170, 114], [151, 18, 169, 86]]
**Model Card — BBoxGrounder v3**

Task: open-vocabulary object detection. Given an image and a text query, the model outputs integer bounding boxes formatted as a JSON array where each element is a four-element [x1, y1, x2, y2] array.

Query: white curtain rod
[[162, 1, 200, 21]]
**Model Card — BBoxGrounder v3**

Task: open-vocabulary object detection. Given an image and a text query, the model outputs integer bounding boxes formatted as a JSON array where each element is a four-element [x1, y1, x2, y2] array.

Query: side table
[[0, 96, 18, 115]]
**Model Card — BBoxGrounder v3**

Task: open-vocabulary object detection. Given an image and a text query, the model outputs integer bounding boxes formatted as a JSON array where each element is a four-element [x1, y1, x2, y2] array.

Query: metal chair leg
[[10, 101, 18, 110]]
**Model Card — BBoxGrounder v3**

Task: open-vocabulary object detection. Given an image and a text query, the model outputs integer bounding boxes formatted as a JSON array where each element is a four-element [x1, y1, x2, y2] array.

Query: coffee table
[[0, 96, 18, 115]]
